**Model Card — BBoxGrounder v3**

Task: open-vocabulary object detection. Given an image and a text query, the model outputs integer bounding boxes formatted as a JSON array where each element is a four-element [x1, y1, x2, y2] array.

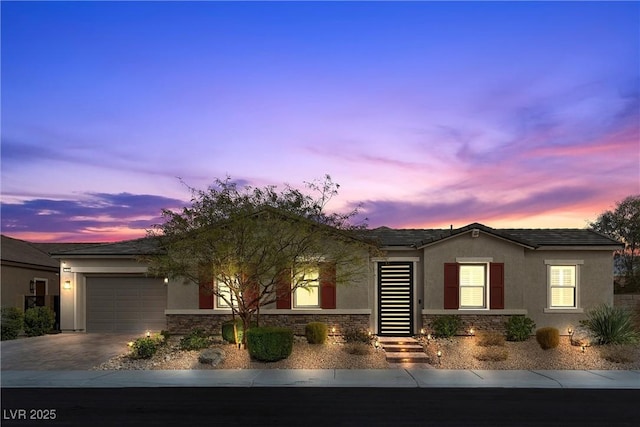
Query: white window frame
[[216, 279, 238, 308], [456, 257, 492, 310], [293, 266, 321, 309], [545, 260, 583, 310]]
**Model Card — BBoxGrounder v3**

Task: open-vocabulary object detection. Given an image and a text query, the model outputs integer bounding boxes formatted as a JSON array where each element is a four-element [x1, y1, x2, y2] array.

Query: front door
[[377, 262, 413, 336]]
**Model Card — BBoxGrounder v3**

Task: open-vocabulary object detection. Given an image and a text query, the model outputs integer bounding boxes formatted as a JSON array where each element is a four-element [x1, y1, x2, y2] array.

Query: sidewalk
[[2, 369, 639, 388]]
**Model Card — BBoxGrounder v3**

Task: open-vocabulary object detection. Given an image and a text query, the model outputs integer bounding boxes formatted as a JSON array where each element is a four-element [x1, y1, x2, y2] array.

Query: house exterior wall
[[58, 257, 150, 331], [0, 264, 59, 308], [420, 231, 616, 333], [523, 249, 615, 333]]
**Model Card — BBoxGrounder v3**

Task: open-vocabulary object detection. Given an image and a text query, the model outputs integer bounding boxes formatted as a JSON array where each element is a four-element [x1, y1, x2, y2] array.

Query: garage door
[[86, 277, 167, 333]]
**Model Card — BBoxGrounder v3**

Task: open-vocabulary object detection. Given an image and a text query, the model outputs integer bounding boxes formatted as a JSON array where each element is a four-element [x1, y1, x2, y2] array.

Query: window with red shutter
[[319, 262, 336, 309], [443, 262, 459, 309], [489, 263, 505, 309]]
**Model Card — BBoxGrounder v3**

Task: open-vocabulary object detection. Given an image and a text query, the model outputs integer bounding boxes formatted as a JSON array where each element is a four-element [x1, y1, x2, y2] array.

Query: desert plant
[[180, 328, 212, 350], [600, 344, 637, 364], [1, 307, 24, 340], [431, 315, 461, 338], [474, 347, 509, 362], [130, 337, 159, 359], [245, 326, 293, 362], [536, 327, 560, 350], [159, 330, 171, 343], [475, 331, 505, 347], [343, 342, 372, 356], [342, 328, 371, 343], [305, 322, 328, 344], [505, 316, 536, 342], [23, 306, 55, 337], [581, 304, 638, 345]]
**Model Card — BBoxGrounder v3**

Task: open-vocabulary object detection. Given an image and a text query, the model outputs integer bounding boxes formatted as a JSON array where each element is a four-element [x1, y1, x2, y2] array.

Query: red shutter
[[444, 263, 459, 309], [489, 262, 504, 309], [243, 281, 259, 309], [199, 279, 214, 309], [276, 268, 292, 309], [320, 262, 336, 309]]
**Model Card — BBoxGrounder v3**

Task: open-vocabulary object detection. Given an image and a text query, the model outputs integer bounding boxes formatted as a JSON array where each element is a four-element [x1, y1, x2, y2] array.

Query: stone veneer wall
[[167, 313, 370, 336], [421, 314, 516, 335]]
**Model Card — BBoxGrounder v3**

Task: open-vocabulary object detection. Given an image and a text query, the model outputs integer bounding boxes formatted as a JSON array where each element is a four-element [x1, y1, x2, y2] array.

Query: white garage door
[[86, 277, 167, 333]]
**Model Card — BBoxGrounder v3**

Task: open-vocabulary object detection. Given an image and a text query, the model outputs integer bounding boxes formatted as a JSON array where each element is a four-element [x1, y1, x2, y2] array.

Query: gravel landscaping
[[93, 334, 640, 371]]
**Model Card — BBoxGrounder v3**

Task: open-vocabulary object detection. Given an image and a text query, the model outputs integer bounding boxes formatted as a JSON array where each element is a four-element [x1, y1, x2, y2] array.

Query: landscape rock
[[198, 348, 226, 366], [570, 325, 596, 347]]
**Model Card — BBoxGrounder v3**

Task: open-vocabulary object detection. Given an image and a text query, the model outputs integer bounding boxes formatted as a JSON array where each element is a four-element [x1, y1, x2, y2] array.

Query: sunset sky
[[2, 1, 639, 242]]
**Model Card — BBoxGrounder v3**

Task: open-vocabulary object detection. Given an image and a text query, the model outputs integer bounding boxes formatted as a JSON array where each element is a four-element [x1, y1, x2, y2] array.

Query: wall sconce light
[[568, 327, 573, 335], [163, 277, 169, 284], [63, 281, 72, 290]]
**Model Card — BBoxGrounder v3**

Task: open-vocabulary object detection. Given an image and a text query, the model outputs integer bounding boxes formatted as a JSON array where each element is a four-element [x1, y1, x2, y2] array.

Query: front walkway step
[[377, 336, 432, 366]]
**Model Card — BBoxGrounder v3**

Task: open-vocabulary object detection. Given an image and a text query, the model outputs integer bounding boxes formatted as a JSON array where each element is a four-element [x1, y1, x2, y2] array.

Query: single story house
[[52, 223, 622, 336]]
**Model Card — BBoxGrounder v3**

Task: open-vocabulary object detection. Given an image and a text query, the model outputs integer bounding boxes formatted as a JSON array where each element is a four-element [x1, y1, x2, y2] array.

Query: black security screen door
[[377, 262, 413, 336]]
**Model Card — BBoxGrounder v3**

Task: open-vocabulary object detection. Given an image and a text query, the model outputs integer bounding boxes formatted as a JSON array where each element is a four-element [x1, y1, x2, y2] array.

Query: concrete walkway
[[2, 369, 639, 388]]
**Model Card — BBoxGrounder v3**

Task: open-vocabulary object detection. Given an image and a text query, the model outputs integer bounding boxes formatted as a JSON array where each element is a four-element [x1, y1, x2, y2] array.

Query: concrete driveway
[[0, 333, 137, 370]]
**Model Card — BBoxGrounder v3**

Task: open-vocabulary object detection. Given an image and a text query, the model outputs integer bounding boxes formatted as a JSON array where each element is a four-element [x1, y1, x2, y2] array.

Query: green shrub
[[342, 328, 371, 343], [431, 315, 461, 338], [1, 307, 24, 341], [246, 327, 293, 362], [476, 331, 505, 347], [581, 304, 639, 345], [474, 347, 508, 362], [24, 306, 55, 337], [222, 319, 255, 344], [505, 316, 536, 342], [130, 337, 158, 359], [159, 330, 171, 344], [343, 342, 372, 356], [305, 322, 328, 344], [180, 329, 212, 350], [536, 327, 560, 350]]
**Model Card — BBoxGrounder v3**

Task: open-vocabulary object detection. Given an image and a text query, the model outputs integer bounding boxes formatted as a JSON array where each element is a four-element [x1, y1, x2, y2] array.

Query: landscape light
[[568, 327, 573, 335], [469, 327, 475, 336], [146, 331, 151, 338], [581, 345, 586, 353], [420, 328, 425, 335]]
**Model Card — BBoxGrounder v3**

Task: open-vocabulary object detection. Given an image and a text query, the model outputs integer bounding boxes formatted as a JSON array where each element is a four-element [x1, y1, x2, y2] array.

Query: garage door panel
[[86, 277, 167, 333]]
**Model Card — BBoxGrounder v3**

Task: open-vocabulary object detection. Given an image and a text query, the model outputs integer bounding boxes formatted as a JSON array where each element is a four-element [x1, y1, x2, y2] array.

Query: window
[[293, 267, 320, 308], [216, 280, 238, 308], [444, 261, 504, 310], [549, 265, 576, 308], [459, 264, 486, 308]]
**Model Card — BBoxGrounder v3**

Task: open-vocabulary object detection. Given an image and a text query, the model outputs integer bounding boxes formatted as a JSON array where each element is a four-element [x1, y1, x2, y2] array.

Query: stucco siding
[[422, 232, 526, 311], [1, 265, 59, 308]]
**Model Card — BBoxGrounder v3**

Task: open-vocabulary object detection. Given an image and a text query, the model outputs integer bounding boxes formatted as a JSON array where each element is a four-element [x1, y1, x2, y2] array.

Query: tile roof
[[50, 237, 162, 257], [43, 223, 623, 257], [1, 235, 59, 268]]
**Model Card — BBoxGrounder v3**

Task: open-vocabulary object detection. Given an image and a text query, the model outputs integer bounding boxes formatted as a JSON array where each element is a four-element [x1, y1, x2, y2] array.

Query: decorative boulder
[[198, 348, 226, 366], [570, 325, 596, 347]]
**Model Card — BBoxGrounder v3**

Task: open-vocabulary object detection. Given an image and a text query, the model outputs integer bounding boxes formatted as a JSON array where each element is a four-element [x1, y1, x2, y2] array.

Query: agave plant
[[581, 304, 639, 345]]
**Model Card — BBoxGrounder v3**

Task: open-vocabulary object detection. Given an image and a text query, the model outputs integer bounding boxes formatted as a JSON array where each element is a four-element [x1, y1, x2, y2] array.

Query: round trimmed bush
[[1, 307, 24, 341], [536, 327, 560, 350], [305, 322, 328, 344], [246, 327, 293, 362], [24, 306, 55, 337]]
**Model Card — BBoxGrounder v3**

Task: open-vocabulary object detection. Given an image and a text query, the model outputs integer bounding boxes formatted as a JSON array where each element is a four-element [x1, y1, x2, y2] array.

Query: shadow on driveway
[[0, 333, 137, 370]]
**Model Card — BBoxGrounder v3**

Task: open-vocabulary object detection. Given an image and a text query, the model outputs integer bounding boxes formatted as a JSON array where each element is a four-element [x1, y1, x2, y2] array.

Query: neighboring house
[[52, 223, 622, 336], [1, 235, 102, 330]]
